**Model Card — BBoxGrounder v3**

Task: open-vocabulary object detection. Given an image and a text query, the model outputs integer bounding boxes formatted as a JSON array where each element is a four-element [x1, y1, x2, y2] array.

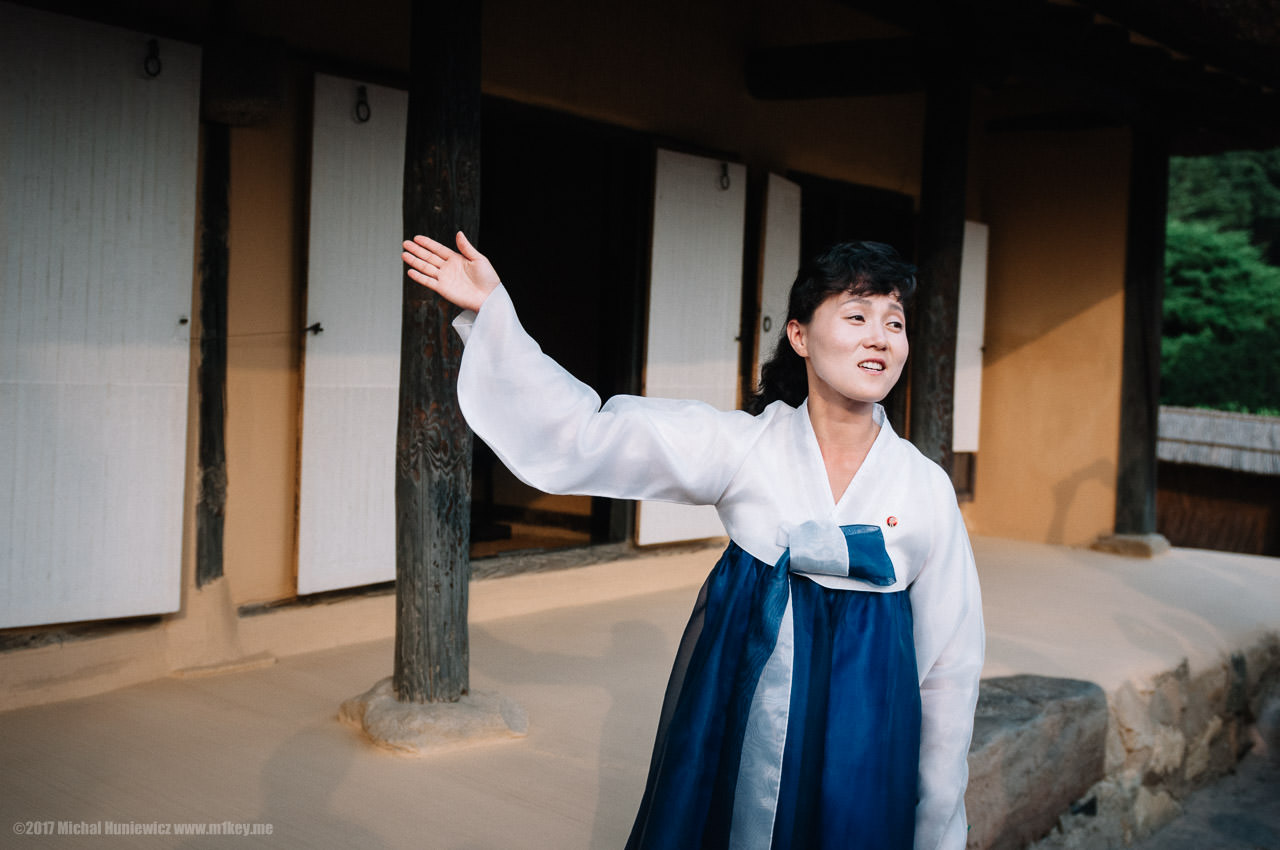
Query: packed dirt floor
[[1, 538, 1277, 848]]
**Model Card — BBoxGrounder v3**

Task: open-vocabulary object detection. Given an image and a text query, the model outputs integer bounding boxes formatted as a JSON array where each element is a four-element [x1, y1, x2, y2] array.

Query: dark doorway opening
[[790, 172, 917, 432], [471, 98, 651, 558]]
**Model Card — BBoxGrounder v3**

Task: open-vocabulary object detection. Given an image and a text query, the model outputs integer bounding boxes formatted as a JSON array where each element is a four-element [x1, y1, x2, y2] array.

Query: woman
[[402, 232, 984, 850]]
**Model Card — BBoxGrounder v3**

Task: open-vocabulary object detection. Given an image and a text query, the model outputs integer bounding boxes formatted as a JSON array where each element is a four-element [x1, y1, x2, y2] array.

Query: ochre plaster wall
[[482, 0, 923, 196], [222, 72, 306, 606], [963, 128, 1131, 544]]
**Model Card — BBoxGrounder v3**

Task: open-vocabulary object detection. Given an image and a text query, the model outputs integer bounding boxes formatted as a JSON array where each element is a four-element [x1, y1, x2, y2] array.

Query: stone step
[[966, 675, 1109, 850]]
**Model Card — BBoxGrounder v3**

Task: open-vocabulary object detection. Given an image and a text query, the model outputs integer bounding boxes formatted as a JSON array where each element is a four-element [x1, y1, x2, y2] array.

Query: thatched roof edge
[[1157, 405, 1280, 475]]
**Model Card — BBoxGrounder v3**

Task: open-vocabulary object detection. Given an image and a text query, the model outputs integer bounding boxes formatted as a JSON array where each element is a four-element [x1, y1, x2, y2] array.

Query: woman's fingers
[[403, 237, 448, 264], [403, 263, 435, 289], [411, 233, 453, 257], [455, 231, 479, 260], [402, 252, 431, 279], [402, 234, 458, 280], [400, 232, 494, 312], [400, 250, 438, 279]]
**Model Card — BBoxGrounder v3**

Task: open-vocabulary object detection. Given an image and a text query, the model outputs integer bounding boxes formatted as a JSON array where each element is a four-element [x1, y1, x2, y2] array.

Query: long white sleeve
[[456, 285, 983, 850], [909, 465, 985, 850], [453, 285, 770, 505]]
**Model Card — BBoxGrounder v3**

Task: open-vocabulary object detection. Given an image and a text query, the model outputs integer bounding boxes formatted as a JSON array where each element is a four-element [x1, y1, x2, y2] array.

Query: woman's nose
[[863, 327, 887, 348]]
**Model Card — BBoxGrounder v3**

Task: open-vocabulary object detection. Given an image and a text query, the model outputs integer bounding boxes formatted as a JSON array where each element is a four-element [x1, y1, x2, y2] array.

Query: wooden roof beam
[[1076, 0, 1280, 91], [746, 38, 936, 99]]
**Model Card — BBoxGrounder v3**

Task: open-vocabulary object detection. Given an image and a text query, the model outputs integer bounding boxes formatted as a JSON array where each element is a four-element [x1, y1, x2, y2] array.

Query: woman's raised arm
[[401, 231, 500, 313]]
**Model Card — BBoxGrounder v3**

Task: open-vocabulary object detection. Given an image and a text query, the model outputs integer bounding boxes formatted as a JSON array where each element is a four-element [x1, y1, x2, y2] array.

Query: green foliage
[[1162, 220, 1280, 413], [1168, 149, 1280, 265], [1163, 147, 1280, 414]]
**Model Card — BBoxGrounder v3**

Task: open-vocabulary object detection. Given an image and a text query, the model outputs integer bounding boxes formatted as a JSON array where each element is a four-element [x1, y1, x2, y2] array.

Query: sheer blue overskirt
[[626, 542, 921, 850]]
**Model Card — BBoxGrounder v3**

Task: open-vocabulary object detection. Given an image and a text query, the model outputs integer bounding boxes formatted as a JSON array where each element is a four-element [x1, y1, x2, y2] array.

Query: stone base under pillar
[[340, 676, 528, 755], [1091, 533, 1171, 558]]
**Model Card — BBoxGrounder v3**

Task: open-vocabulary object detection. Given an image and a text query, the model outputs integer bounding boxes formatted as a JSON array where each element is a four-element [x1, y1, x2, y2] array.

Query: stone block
[[1033, 637, 1280, 850], [1090, 533, 1170, 557], [1184, 715, 1223, 781], [1111, 680, 1158, 774], [1146, 724, 1187, 779], [339, 677, 528, 755], [965, 675, 1108, 850], [1245, 636, 1280, 720], [1148, 663, 1188, 728], [1256, 685, 1280, 764], [1132, 786, 1181, 835]]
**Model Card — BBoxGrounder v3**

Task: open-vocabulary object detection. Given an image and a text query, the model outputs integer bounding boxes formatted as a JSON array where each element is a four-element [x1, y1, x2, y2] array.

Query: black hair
[[745, 241, 917, 414]]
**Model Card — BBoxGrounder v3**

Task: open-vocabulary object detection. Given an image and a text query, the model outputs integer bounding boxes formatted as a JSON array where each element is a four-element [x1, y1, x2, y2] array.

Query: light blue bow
[[776, 520, 897, 586]]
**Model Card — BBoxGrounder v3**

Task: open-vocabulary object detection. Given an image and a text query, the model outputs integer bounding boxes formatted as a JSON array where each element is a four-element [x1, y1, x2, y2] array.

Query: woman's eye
[[888, 321, 904, 331], [846, 314, 864, 322]]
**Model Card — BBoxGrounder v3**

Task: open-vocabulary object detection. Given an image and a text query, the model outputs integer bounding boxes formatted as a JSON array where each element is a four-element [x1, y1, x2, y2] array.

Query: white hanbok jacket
[[453, 284, 984, 850]]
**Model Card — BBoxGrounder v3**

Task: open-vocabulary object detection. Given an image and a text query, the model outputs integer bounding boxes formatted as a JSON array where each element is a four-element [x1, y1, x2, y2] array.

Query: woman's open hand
[[402, 231, 499, 313]]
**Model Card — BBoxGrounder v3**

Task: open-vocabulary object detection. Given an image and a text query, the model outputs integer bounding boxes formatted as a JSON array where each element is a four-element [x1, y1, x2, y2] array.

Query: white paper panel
[[637, 150, 746, 546], [297, 75, 407, 594], [0, 3, 200, 627], [755, 173, 802, 384], [953, 221, 990, 453]]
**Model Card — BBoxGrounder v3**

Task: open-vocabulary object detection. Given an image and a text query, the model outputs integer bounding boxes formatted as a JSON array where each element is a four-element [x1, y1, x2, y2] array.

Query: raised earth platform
[[0, 537, 1276, 849]]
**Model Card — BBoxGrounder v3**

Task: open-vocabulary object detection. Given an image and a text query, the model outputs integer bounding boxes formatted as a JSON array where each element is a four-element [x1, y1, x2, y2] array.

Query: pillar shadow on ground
[[471, 618, 670, 849], [172, 723, 388, 850]]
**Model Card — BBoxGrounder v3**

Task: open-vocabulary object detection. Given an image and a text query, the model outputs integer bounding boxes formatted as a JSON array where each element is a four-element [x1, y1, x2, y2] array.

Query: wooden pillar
[[394, 0, 482, 704], [1114, 125, 1169, 535], [909, 76, 970, 474], [195, 122, 230, 589]]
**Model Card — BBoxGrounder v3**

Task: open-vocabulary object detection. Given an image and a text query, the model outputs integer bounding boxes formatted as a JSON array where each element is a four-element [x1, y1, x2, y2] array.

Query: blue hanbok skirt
[[626, 540, 921, 850]]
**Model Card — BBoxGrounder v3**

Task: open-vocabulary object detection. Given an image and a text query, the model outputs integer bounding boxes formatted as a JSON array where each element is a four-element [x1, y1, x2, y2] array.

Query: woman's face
[[786, 290, 908, 410]]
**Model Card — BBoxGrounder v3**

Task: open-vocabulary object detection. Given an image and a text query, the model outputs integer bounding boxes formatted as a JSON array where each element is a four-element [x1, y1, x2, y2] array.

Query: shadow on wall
[[1047, 457, 1114, 544]]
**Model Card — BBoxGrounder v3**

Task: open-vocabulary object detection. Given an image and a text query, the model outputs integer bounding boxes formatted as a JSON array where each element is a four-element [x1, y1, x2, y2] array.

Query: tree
[[1168, 149, 1280, 265], [1162, 220, 1280, 414]]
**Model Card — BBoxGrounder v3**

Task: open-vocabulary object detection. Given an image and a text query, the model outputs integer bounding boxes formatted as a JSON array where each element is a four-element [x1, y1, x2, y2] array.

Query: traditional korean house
[[2, 0, 1278, 707]]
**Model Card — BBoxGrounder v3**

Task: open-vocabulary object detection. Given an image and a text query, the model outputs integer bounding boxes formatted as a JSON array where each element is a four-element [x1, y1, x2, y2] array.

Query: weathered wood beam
[[1114, 124, 1169, 535], [746, 39, 931, 99], [1171, 115, 1280, 157], [824, 0, 1280, 150], [836, 0, 981, 40], [745, 15, 1138, 112], [986, 110, 1121, 134], [394, 0, 482, 704], [751, 4, 1277, 152], [195, 122, 230, 589], [908, 75, 970, 474], [1076, 0, 1280, 91]]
